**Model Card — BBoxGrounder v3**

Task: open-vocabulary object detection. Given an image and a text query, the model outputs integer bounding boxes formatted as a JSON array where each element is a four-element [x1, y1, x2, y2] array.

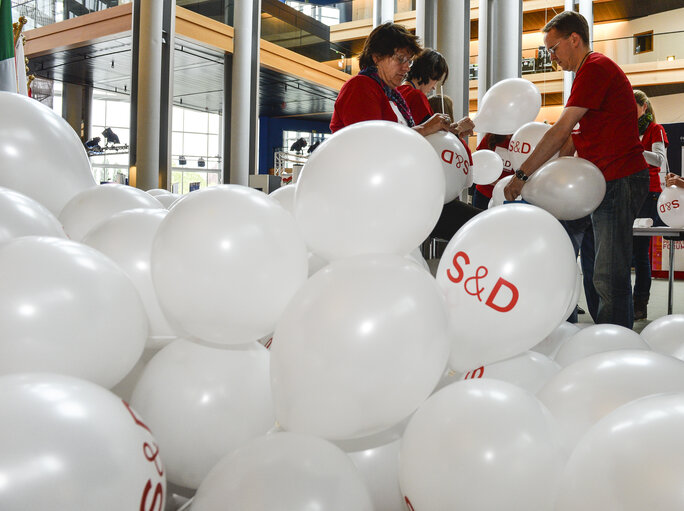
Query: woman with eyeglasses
[[330, 22, 451, 136]]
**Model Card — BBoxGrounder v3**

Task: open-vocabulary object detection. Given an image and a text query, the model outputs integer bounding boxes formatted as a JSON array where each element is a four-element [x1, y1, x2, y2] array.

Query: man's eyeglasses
[[392, 53, 414, 67], [547, 39, 563, 55]]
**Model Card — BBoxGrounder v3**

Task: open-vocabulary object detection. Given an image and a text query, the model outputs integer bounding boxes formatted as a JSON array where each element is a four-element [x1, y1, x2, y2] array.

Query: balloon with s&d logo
[[657, 186, 684, 228], [508, 121, 558, 170], [425, 131, 470, 203], [472, 78, 541, 136], [436, 204, 577, 372]]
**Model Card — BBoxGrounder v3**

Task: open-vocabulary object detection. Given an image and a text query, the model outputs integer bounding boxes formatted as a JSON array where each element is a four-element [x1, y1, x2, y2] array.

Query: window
[[634, 31, 653, 55]]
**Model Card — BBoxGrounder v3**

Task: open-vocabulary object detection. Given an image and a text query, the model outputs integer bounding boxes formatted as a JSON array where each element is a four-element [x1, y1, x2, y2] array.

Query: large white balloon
[[0, 373, 165, 510], [555, 392, 684, 510], [400, 379, 565, 511], [192, 432, 373, 511], [554, 324, 650, 367], [538, 350, 684, 453], [640, 314, 684, 360], [147, 188, 172, 197], [508, 121, 557, 169], [0, 236, 148, 388], [345, 438, 403, 511], [130, 339, 275, 489], [82, 208, 177, 347], [59, 183, 164, 240], [471, 149, 503, 185], [425, 131, 470, 203], [657, 185, 684, 228], [436, 204, 577, 371], [155, 193, 182, 209], [490, 174, 518, 206], [271, 254, 450, 440], [151, 185, 308, 345], [269, 184, 296, 212], [472, 78, 542, 135], [0, 186, 66, 243], [0, 92, 96, 216], [531, 321, 580, 358], [521, 157, 606, 220], [294, 121, 445, 261]]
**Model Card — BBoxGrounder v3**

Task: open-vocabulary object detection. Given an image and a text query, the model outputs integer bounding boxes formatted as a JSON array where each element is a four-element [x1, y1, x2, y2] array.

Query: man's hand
[[666, 172, 684, 188], [504, 176, 525, 201]]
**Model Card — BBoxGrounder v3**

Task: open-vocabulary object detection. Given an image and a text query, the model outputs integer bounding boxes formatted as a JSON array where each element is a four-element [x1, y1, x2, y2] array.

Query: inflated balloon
[[555, 392, 684, 511], [562, 264, 582, 319], [110, 347, 160, 402], [0, 186, 66, 243], [471, 149, 503, 185], [521, 157, 606, 220], [400, 380, 565, 511], [0, 92, 96, 216], [640, 314, 684, 360], [657, 185, 684, 228], [554, 324, 650, 367], [151, 185, 308, 345], [147, 188, 172, 197], [531, 321, 580, 358], [0, 373, 165, 511], [269, 184, 296, 213], [0, 236, 148, 388], [472, 78, 542, 135], [155, 193, 182, 209], [538, 350, 684, 453], [408, 246, 431, 273], [59, 183, 164, 240], [460, 350, 561, 394], [82, 209, 177, 347], [191, 433, 373, 511], [490, 175, 518, 207], [508, 121, 558, 169], [425, 131, 469, 203], [294, 121, 445, 260], [271, 254, 450, 440], [130, 339, 275, 489], [308, 251, 328, 276], [436, 204, 577, 371], [345, 438, 403, 511]]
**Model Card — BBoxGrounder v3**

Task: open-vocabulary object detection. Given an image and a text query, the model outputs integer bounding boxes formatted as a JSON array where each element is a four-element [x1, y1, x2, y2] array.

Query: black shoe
[[577, 305, 586, 315], [634, 301, 648, 321]]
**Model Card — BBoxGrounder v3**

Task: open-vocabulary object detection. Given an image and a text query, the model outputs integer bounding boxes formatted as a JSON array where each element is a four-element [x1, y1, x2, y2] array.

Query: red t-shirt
[[397, 84, 433, 124], [475, 134, 514, 198], [641, 122, 668, 192], [566, 52, 647, 181], [330, 75, 404, 133]]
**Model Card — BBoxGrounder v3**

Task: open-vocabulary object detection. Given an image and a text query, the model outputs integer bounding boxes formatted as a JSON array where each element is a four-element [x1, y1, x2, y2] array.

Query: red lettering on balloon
[[674, 200, 680, 209], [122, 400, 152, 434], [485, 278, 519, 312], [143, 442, 164, 477], [465, 366, 484, 379], [405, 496, 416, 511], [140, 480, 164, 511], [441, 150, 454, 164], [522, 142, 531, 154], [446, 251, 470, 283]]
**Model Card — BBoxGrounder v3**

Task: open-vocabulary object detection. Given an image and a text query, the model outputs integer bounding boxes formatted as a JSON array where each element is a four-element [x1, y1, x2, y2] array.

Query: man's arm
[[504, 106, 588, 200]]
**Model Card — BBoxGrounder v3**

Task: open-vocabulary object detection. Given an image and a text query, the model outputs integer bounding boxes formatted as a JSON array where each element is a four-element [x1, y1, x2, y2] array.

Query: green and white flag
[[0, 0, 18, 93]]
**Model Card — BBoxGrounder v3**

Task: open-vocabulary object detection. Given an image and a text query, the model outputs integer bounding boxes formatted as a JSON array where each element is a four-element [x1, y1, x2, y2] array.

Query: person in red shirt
[[504, 11, 648, 328], [632, 89, 669, 320]]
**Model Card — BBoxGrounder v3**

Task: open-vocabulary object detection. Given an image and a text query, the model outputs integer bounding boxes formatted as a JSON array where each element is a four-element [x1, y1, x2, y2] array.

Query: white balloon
[[460, 350, 561, 394], [0, 92, 96, 216], [0, 236, 148, 388], [425, 131, 470, 203], [521, 156, 606, 220], [562, 263, 583, 319], [0, 186, 66, 243], [192, 432, 373, 511], [130, 339, 275, 489], [490, 174, 519, 206], [110, 346, 161, 402], [555, 392, 684, 511], [59, 183, 164, 240], [640, 314, 684, 360], [400, 379, 565, 511], [538, 350, 684, 453], [147, 188, 172, 196], [0, 373, 165, 511], [307, 251, 328, 276], [508, 121, 557, 169], [554, 324, 650, 366], [151, 185, 308, 345], [155, 193, 182, 209], [271, 254, 450, 440], [408, 246, 431, 273], [294, 121, 445, 261], [657, 186, 684, 228], [472, 78, 542, 135], [269, 184, 296, 213], [471, 149, 503, 185], [531, 321, 580, 358], [436, 204, 577, 371], [82, 208, 177, 347], [345, 438, 403, 511]]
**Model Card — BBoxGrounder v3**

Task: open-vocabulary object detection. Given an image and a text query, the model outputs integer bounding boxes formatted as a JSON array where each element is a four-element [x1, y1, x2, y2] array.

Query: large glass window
[[89, 89, 131, 184]]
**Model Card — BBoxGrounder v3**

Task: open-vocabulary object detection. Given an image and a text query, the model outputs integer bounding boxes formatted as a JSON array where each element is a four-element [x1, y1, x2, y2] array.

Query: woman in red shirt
[[632, 89, 669, 320]]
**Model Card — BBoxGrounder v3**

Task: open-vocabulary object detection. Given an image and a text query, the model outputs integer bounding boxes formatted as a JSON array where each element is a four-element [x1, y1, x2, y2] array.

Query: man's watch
[[515, 169, 528, 182]]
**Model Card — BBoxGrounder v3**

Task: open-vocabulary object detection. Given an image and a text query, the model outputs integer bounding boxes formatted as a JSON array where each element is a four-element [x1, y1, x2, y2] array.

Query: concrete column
[[562, 0, 574, 104], [579, 0, 593, 48], [158, 0, 175, 190], [477, 0, 522, 107], [62, 83, 91, 142], [421, 0, 438, 50], [229, 0, 260, 185], [372, 0, 394, 27], [415, 0, 425, 46], [437, 0, 470, 120]]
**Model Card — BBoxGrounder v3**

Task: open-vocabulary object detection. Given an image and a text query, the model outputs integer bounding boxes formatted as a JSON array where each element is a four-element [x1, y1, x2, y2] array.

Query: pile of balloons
[[3, 89, 684, 511]]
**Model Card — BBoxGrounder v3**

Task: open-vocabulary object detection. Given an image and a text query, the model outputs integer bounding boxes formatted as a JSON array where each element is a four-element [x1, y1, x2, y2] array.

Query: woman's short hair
[[543, 10, 590, 46], [428, 94, 454, 121], [358, 22, 421, 70], [407, 49, 449, 85], [634, 89, 656, 122]]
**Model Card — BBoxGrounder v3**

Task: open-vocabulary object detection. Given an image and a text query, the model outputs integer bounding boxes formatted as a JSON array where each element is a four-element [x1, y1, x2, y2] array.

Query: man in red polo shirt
[[504, 10, 648, 328]]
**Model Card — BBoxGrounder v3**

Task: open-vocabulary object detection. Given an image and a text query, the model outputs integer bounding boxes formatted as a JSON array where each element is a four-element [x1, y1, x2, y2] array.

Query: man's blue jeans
[[591, 169, 649, 328], [562, 216, 599, 323]]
